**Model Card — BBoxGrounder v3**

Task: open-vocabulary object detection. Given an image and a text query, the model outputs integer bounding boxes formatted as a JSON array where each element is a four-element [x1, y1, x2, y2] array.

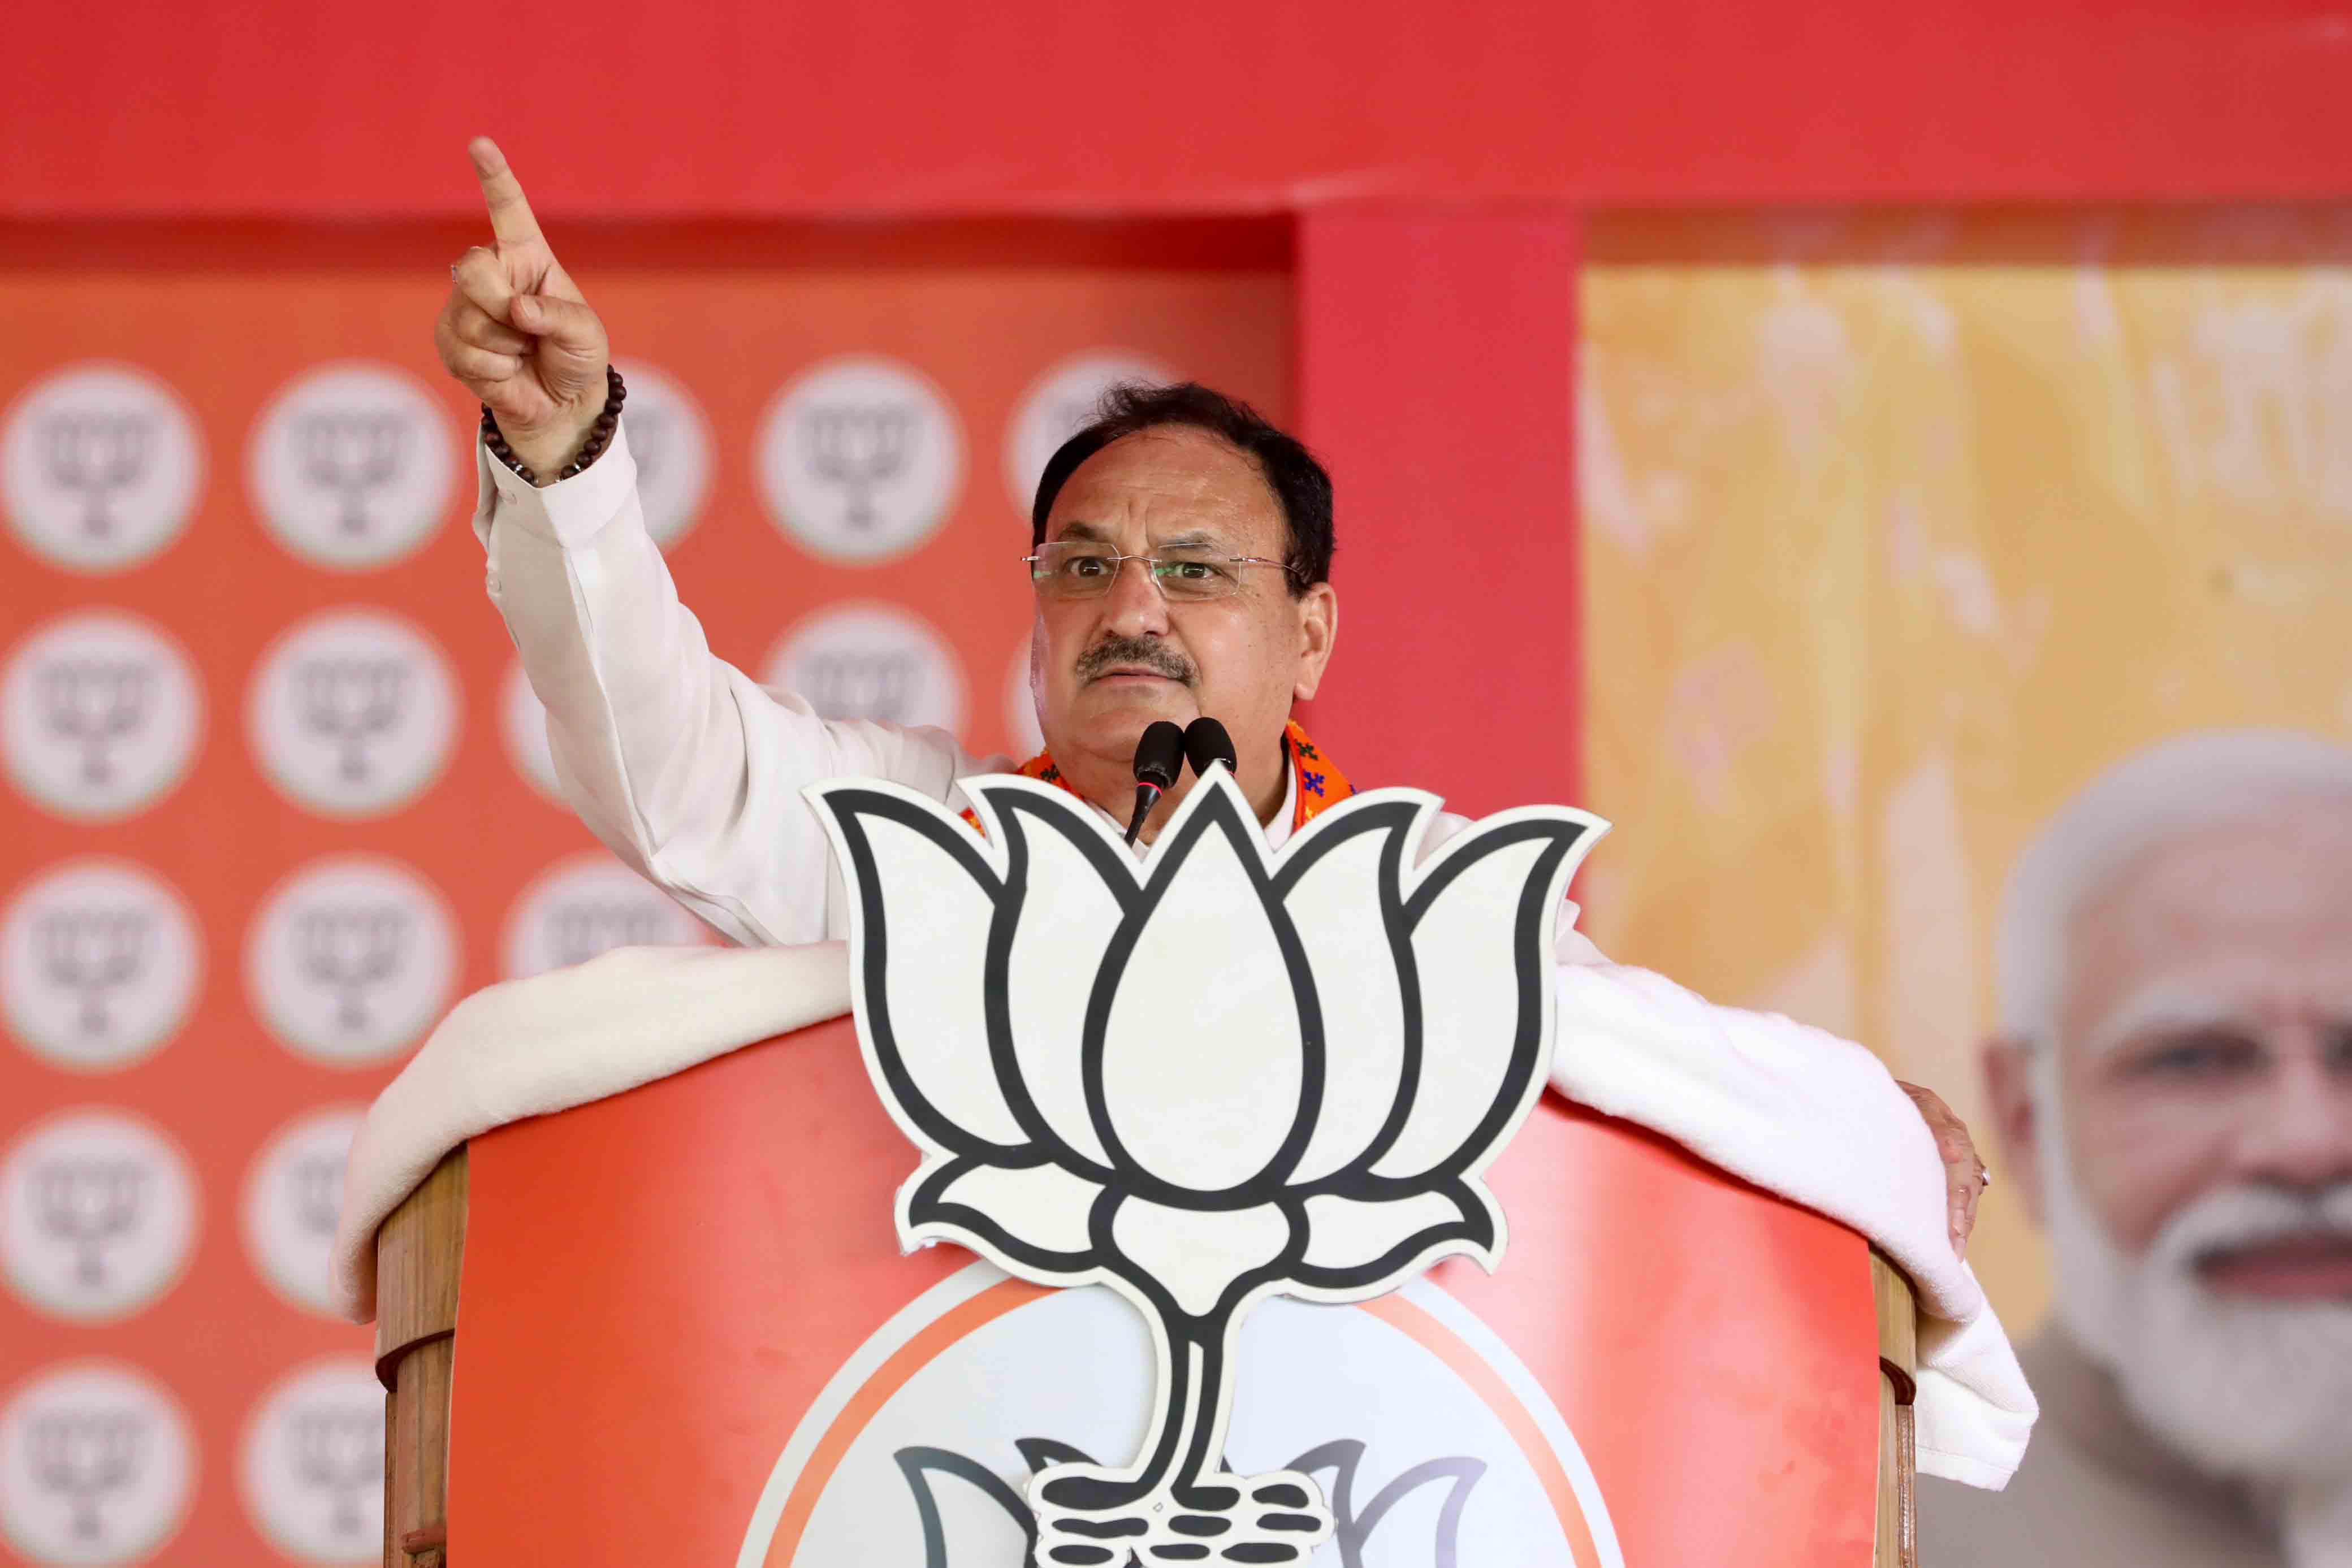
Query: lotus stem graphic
[[808, 772, 1601, 1566], [897, 1436, 1486, 1568]]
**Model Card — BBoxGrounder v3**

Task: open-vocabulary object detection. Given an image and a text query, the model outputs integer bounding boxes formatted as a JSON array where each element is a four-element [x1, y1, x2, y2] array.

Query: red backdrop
[[7, 0, 2350, 215]]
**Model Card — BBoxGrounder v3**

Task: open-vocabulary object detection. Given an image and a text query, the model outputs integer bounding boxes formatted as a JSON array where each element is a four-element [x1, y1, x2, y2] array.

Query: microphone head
[[1132, 720, 1186, 791], [1182, 717, 1238, 779]]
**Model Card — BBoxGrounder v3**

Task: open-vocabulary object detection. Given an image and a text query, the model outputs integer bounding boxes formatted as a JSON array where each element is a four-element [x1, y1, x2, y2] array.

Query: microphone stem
[[1125, 782, 1164, 846]]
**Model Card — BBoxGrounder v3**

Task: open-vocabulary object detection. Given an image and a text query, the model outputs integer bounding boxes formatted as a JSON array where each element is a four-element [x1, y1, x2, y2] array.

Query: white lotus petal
[[1111, 1196, 1292, 1318], [1002, 800, 1123, 1166], [1300, 1190, 1477, 1274], [1373, 837, 1551, 1179], [1281, 823, 1410, 1184], [1101, 822, 1303, 1190], [923, 1160, 1105, 1260], [857, 813, 1024, 1147]]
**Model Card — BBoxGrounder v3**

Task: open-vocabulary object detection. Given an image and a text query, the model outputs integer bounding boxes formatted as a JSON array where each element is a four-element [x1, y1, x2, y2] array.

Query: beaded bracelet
[[480, 364, 626, 486]]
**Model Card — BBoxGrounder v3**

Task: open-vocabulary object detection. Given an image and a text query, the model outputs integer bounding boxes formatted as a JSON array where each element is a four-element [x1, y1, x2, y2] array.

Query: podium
[[370, 1011, 1921, 1568]]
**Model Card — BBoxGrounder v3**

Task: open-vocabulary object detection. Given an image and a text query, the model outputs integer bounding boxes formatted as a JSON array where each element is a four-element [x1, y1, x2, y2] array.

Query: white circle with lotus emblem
[[738, 1263, 1619, 1568]]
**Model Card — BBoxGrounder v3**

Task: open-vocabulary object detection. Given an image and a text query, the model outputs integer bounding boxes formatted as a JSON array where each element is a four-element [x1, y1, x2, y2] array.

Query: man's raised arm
[[433, 138, 984, 946]]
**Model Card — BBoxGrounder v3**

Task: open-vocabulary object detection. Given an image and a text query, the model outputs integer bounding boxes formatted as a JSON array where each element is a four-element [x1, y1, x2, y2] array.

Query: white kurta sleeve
[[470, 419, 996, 947], [1549, 920, 1966, 1306], [1542, 949, 2030, 1482]]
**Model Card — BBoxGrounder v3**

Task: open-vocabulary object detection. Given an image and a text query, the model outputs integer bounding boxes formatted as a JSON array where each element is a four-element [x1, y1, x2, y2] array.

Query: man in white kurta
[[435, 135, 1994, 1319]]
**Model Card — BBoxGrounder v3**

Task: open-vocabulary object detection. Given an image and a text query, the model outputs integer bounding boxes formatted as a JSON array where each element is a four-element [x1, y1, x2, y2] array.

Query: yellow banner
[[1581, 210, 2352, 1324]]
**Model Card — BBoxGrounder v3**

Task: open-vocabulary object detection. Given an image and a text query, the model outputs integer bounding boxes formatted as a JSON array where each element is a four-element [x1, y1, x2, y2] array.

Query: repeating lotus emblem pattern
[[808, 771, 1603, 1566]]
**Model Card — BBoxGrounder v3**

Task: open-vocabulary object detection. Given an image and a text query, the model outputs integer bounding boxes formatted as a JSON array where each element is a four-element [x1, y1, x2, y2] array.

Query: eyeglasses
[[1024, 540, 1297, 602]]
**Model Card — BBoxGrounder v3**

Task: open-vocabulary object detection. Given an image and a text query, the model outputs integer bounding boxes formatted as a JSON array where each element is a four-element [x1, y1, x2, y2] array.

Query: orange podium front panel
[[417, 1012, 1885, 1567]]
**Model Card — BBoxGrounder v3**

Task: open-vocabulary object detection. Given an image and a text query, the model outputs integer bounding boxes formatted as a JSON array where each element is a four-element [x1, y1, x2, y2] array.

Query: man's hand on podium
[[1897, 1079, 1988, 1262], [433, 136, 611, 480]]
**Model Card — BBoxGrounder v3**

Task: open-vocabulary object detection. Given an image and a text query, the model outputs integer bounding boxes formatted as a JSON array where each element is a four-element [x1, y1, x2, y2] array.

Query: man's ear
[[1291, 582, 1338, 703], [1982, 1036, 2051, 1228]]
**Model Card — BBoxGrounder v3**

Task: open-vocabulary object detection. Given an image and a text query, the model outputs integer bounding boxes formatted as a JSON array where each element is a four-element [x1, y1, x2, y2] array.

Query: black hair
[[1029, 382, 1334, 593]]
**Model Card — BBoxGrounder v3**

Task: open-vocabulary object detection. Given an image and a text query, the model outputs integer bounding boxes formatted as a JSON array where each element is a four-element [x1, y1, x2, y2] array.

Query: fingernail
[[512, 296, 538, 321]]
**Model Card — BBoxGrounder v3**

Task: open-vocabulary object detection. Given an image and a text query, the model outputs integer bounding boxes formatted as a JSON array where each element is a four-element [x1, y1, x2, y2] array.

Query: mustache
[[1076, 636, 1196, 686], [2151, 1183, 2352, 1275]]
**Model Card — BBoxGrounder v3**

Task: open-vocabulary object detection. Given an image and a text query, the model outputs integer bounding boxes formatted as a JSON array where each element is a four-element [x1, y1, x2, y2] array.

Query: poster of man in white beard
[[1922, 729, 2352, 1568]]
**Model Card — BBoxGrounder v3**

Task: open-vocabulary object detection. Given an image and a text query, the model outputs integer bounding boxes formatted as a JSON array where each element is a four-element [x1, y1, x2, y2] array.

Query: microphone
[[1126, 721, 1186, 845], [1182, 717, 1238, 780]]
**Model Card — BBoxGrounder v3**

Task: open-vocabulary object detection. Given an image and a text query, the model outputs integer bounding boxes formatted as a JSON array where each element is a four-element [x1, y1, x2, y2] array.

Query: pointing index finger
[[468, 136, 542, 245]]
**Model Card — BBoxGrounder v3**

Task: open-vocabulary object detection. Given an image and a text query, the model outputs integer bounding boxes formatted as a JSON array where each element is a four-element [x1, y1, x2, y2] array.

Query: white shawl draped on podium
[[332, 940, 2035, 1489]]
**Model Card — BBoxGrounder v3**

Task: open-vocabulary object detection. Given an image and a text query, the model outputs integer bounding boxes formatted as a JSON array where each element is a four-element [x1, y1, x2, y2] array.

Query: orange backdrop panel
[[0, 224, 1287, 1566]]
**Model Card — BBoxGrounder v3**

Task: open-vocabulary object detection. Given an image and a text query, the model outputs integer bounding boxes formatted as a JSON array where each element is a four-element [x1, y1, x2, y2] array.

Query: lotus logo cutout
[[808, 771, 1603, 1565]]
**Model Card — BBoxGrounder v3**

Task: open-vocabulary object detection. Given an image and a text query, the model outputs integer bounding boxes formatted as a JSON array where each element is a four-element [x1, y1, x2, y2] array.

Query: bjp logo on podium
[[801, 773, 1605, 1566], [738, 1266, 1624, 1567]]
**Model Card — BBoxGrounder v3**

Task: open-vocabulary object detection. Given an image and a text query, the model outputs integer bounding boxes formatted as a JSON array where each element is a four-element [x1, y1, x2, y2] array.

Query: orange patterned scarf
[[967, 719, 1352, 835]]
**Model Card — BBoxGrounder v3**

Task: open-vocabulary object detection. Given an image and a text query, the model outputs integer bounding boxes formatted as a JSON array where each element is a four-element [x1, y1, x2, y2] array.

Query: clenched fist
[[433, 137, 609, 480]]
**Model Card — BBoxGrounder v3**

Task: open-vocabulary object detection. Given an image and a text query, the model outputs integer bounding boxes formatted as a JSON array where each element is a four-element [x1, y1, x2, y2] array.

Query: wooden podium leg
[[388, 1340, 453, 1566], [1872, 1252, 1919, 1568], [377, 1148, 468, 1568]]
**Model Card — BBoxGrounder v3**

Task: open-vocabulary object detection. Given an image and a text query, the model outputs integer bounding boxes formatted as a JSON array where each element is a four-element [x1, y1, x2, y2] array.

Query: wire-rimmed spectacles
[[1024, 540, 1296, 602]]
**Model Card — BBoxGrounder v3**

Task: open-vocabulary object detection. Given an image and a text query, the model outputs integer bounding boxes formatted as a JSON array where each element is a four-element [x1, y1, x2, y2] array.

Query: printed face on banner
[[763, 603, 969, 738], [611, 358, 714, 550], [1, 860, 202, 1073], [0, 1110, 198, 1324], [244, 855, 459, 1067], [806, 771, 1602, 1562], [247, 362, 454, 571], [759, 356, 963, 564], [246, 608, 459, 818], [240, 1106, 365, 1317], [1, 363, 204, 574], [0, 1362, 193, 1566], [2, 610, 204, 823], [1002, 350, 1177, 515], [500, 852, 714, 980], [237, 1358, 385, 1563]]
